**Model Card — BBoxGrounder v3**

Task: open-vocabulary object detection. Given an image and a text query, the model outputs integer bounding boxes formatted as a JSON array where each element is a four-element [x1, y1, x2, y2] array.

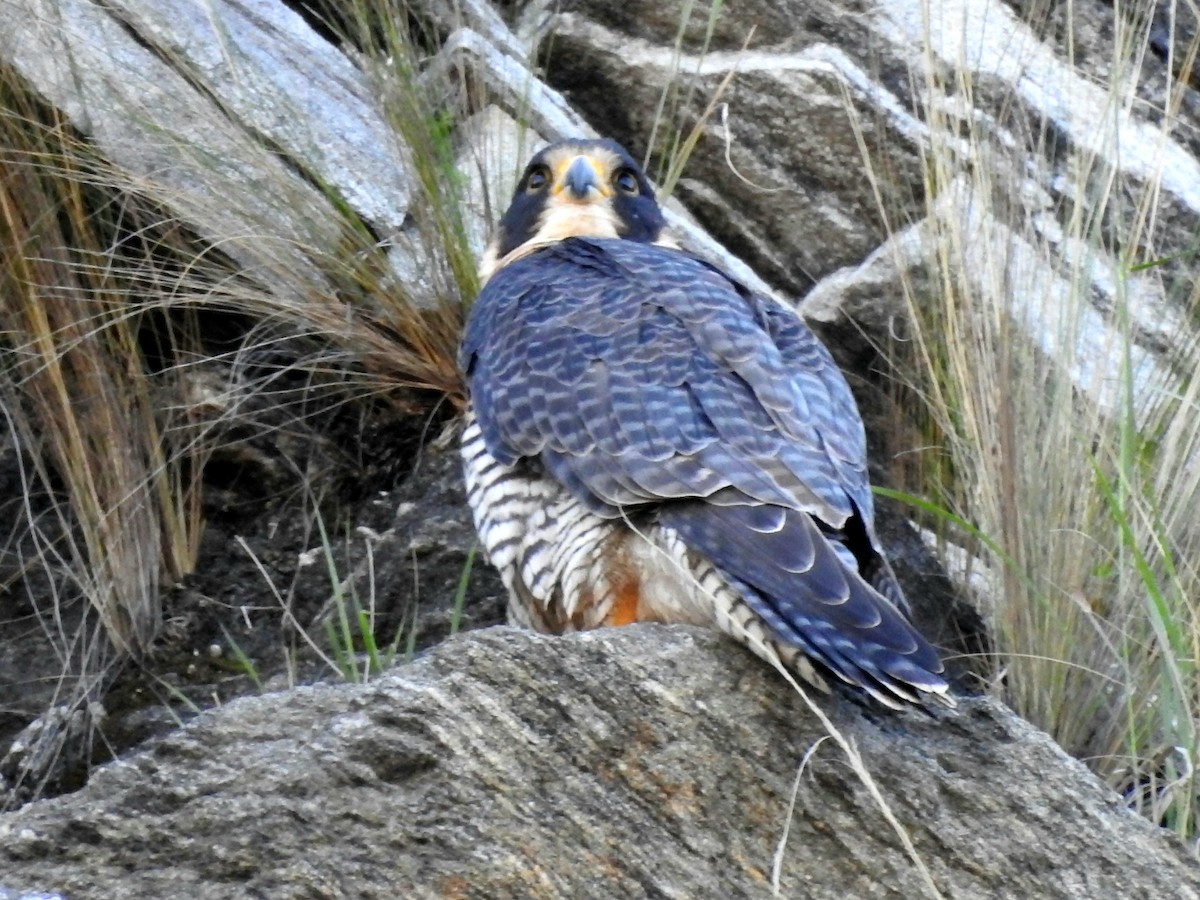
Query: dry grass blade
[[0, 0, 484, 710], [0, 85, 203, 657], [871, 0, 1200, 837]]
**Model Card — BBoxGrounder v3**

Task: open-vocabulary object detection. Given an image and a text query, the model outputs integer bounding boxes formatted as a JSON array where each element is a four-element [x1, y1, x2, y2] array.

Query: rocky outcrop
[[1, 625, 1197, 899], [0, 0, 407, 294], [4, 0, 1194, 421], [0, 0, 1197, 894], [537, 0, 1200, 421]]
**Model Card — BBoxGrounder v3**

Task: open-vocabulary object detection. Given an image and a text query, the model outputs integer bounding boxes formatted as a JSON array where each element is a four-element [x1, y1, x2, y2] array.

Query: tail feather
[[660, 501, 952, 708]]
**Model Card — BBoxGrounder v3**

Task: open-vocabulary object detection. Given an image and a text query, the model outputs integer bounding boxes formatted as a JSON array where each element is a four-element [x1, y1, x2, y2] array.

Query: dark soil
[[0, 395, 506, 808]]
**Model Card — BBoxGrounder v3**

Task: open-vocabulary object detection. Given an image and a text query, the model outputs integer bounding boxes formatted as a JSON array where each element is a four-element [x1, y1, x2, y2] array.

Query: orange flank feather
[[607, 578, 642, 626]]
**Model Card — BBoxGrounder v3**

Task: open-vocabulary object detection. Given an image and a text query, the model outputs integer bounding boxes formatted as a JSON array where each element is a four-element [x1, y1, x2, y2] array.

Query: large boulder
[[0, 626, 1196, 899]]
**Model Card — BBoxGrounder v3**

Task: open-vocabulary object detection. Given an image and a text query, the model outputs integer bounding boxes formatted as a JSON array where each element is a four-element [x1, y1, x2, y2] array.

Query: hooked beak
[[561, 155, 602, 199]]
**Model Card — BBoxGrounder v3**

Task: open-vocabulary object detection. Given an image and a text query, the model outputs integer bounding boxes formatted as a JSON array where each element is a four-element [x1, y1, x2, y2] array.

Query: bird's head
[[479, 139, 676, 282]]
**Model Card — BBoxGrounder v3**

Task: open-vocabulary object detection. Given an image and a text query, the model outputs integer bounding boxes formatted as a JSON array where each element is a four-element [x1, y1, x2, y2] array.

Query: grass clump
[[882, 0, 1200, 838], [0, 80, 205, 660], [0, 0, 493, 801]]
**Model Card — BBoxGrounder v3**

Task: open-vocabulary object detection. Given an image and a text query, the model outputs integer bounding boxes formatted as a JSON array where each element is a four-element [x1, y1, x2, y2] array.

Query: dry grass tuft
[[0, 80, 203, 657], [880, 0, 1200, 837], [0, 0, 486, 801]]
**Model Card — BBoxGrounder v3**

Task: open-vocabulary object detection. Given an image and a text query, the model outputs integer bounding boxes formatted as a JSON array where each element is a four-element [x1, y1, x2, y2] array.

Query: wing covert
[[461, 238, 870, 525]]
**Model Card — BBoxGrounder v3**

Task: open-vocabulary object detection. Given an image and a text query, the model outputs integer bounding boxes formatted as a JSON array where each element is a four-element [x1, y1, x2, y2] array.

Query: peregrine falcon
[[461, 138, 951, 709]]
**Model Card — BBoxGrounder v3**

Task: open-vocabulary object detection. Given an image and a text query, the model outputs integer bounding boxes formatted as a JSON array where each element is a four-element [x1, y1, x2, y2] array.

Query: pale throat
[[478, 199, 680, 285], [478, 202, 622, 283]]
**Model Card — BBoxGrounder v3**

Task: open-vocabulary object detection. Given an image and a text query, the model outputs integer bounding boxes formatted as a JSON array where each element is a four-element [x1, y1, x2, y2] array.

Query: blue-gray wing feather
[[462, 238, 868, 525]]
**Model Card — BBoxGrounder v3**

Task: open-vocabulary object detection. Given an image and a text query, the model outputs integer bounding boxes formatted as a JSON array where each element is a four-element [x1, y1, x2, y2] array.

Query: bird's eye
[[614, 169, 640, 195], [526, 166, 550, 192]]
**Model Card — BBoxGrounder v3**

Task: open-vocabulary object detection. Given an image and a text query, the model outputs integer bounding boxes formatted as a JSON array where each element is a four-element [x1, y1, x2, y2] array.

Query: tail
[[660, 501, 953, 709]]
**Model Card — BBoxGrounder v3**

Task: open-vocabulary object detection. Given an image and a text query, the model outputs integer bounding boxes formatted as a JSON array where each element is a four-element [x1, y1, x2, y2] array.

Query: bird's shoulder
[[467, 238, 775, 337]]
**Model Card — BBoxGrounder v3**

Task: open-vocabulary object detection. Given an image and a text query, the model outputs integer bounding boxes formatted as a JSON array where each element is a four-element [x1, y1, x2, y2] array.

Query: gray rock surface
[[539, 0, 1200, 419], [0, 625, 1196, 898], [0, 0, 363, 291]]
